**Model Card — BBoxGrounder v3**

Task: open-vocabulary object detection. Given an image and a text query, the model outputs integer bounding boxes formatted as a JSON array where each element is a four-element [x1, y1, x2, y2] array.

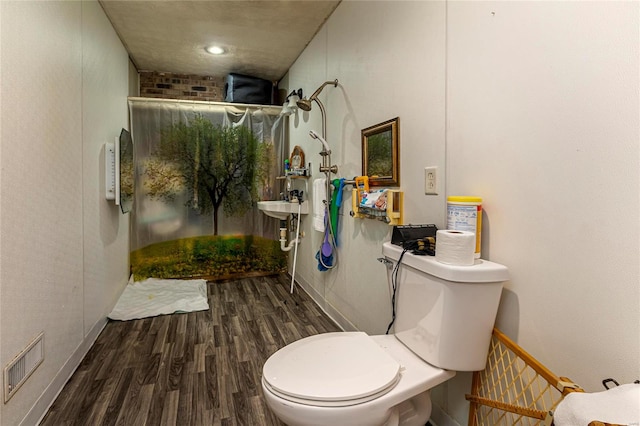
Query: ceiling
[[99, 0, 341, 82]]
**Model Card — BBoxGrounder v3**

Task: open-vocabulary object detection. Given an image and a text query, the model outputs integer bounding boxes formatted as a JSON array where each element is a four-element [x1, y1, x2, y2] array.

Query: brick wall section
[[139, 71, 225, 101]]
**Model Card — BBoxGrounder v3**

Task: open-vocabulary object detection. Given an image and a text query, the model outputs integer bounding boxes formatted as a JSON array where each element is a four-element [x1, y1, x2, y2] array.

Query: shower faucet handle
[[320, 165, 338, 174]]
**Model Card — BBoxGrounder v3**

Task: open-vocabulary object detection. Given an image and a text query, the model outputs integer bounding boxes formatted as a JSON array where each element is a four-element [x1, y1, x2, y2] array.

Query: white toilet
[[262, 241, 509, 426]]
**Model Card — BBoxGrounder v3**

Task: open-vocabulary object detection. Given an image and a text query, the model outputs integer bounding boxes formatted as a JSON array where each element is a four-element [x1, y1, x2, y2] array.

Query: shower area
[[128, 98, 288, 281], [297, 80, 341, 272]]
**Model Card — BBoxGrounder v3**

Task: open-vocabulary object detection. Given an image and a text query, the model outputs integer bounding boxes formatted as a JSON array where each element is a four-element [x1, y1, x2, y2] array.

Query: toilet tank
[[382, 242, 509, 371]]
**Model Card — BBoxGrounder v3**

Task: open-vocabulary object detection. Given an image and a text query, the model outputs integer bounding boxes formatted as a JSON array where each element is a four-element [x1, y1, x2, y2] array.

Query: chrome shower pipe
[[297, 79, 338, 139], [309, 79, 339, 104], [301, 80, 340, 269], [316, 98, 328, 140], [303, 80, 340, 185]]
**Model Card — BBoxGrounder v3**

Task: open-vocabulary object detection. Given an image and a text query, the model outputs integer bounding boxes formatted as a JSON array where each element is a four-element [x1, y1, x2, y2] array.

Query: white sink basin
[[258, 200, 309, 220]]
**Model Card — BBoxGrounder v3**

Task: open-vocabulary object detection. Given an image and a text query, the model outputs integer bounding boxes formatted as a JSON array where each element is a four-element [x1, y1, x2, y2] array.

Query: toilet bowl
[[262, 242, 509, 426], [262, 333, 455, 426]]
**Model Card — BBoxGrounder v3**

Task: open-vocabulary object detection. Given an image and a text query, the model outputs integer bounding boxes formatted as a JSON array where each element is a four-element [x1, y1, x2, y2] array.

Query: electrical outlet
[[425, 166, 438, 195]]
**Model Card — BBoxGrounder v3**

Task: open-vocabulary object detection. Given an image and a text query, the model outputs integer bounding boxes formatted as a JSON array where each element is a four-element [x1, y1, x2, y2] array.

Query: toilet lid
[[263, 332, 401, 406]]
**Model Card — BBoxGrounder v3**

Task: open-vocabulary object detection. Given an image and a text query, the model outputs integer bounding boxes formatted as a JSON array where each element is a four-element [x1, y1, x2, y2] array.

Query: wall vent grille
[[3, 332, 44, 403]]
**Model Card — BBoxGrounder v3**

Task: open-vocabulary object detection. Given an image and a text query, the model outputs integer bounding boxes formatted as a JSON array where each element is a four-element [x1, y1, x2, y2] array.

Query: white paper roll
[[435, 230, 476, 266]]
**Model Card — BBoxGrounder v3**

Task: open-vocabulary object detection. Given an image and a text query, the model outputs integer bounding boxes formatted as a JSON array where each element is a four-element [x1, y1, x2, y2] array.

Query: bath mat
[[108, 277, 209, 321]]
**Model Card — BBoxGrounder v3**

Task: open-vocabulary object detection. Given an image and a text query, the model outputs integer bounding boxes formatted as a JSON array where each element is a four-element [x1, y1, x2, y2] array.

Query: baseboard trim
[[430, 404, 462, 426], [291, 274, 357, 332], [21, 317, 108, 426]]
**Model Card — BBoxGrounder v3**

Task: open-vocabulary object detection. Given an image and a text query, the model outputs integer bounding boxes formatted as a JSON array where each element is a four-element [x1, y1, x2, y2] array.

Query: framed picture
[[289, 145, 305, 169], [362, 117, 399, 187]]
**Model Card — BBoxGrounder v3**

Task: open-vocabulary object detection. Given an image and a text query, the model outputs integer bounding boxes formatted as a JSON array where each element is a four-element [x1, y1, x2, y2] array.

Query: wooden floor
[[41, 274, 341, 426]]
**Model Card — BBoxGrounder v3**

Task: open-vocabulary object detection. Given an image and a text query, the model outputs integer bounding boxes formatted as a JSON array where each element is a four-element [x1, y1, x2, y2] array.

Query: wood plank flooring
[[41, 274, 341, 426]]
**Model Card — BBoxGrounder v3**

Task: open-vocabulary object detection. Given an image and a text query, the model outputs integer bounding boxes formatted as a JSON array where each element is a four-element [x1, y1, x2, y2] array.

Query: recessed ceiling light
[[205, 45, 225, 55]]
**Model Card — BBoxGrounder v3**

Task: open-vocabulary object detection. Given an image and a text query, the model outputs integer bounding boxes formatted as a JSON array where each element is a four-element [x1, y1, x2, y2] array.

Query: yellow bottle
[[446, 196, 482, 258]]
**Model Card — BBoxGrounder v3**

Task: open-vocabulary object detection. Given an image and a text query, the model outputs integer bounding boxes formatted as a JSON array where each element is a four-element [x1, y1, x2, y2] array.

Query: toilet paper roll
[[435, 230, 476, 266]]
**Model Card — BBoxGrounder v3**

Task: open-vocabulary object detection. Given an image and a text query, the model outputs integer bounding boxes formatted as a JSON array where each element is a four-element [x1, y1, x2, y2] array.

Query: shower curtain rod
[[127, 97, 283, 114]]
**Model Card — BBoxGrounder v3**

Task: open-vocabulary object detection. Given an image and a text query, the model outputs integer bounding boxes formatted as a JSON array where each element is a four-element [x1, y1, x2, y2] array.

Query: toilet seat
[[262, 332, 401, 407]]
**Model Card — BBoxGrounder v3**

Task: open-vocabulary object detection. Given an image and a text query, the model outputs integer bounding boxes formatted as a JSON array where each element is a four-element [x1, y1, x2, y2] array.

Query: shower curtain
[[128, 98, 287, 280]]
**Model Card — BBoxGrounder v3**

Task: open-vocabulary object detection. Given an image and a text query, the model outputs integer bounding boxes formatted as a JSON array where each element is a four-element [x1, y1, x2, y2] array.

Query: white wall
[[442, 2, 639, 423], [81, 0, 130, 337], [285, 1, 639, 424], [0, 5, 4, 426], [286, 1, 447, 333], [0, 1, 130, 424]]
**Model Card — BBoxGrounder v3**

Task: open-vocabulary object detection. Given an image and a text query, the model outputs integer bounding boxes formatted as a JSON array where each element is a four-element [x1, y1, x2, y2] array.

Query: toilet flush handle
[[377, 257, 393, 267]]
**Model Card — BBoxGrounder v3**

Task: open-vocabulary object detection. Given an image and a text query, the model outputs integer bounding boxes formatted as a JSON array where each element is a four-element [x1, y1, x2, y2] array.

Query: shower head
[[309, 130, 331, 153], [296, 98, 312, 111], [296, 79, 339, 111]]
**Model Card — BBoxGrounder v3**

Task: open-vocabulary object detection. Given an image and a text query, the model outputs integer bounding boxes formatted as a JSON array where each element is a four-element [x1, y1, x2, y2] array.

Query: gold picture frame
[[362, 117, 399, 187], [289, 145, 305, 169]]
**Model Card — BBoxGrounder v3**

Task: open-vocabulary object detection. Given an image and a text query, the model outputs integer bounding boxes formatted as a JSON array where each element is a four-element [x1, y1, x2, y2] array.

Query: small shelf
[[276, 174, 309, 180], [276, 168, 311, 179], [351, 189, 403, 225]]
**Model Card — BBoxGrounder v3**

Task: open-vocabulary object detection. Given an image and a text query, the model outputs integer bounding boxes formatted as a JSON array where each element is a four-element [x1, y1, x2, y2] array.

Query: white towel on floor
[[313, 178, 326, 232], [108, 277, 209, 321], [554, 383, 640, 426]]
